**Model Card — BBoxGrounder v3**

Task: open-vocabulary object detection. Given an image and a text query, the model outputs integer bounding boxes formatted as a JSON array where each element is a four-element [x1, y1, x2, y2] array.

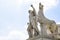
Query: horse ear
[[39, 3, 41, 5], [31, 5, 33, 7], [42, 5, 44, 7]]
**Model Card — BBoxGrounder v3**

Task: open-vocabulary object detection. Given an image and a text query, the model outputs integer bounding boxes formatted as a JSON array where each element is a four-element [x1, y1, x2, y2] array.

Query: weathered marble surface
[[27, 34, 53, 40], [27, 2, 60, 40]]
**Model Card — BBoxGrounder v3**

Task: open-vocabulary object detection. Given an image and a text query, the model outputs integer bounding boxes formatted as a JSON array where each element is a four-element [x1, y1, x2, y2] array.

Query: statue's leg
[[27, 24, 33, 38], [27, 29, 33, 38], [49, 23, 58, 38], [52, 24, 58, 38], [34, 28, 39, 36], [31, 19, 39, 36], [40, 23, 47, 37]]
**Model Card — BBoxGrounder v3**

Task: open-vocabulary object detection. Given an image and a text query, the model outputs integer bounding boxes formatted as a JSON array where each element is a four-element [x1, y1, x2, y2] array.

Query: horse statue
[[38, 3, 58, 37], [27, 3, 58, 39]]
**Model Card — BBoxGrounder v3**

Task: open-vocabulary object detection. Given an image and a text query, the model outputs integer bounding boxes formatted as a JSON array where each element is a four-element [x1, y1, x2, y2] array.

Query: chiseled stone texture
[[27, 35, 53, 40], [27, 37, 52, 40]]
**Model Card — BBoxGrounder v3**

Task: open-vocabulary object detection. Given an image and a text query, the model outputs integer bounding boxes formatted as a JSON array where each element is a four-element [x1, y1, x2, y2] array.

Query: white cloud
[[16, 0, 23, 7], [8, 30, 26, 40], [41, 0, 59, 12], [0, 0, 59, 40], [0, 30, 28, 40], [23, 0, 59, 13], [57, 22, 60, 24], [0, 36, 7, 40]]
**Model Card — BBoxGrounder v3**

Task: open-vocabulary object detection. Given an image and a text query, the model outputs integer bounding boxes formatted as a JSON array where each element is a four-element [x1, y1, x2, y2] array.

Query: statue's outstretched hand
[[31, 5, 33, 8], [31, 5, 34, 11]]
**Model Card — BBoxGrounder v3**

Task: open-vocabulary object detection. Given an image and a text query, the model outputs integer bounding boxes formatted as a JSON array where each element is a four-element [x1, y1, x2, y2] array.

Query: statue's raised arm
[[28, 4, 40, 38], [31, 5, 36, 16]]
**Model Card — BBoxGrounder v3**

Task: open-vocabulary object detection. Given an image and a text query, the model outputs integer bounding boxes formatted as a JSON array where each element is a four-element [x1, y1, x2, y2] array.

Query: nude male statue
[[28, 5, 39, 36]]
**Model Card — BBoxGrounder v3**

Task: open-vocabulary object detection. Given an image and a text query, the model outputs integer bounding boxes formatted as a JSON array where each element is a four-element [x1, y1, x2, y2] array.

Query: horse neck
[[38, 9, 45, 18]]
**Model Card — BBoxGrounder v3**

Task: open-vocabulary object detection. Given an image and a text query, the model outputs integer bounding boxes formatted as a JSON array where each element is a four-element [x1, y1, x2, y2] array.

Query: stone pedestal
[[27, 38, 52, 40], [27, 34, 54, 40], [40, 24, 47, 36]]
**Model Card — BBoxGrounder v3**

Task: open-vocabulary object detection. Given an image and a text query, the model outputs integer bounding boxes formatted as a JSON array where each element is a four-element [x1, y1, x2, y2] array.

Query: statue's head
[[39, 3, 41, 5], [28, 4, 36, 16], [28, 10, 33, 14], [28, 5, 33, 14]]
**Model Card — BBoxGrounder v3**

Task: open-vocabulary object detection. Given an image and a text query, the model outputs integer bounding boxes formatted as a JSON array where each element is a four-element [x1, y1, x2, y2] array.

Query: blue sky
[[45, 2, 60, 23], [0, 0, 60, 40]]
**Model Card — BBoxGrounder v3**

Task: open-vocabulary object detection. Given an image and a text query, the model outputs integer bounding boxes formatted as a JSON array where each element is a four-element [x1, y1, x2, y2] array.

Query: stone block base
[[27, 35, 56, 40], [27, 37, 52, 40]]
